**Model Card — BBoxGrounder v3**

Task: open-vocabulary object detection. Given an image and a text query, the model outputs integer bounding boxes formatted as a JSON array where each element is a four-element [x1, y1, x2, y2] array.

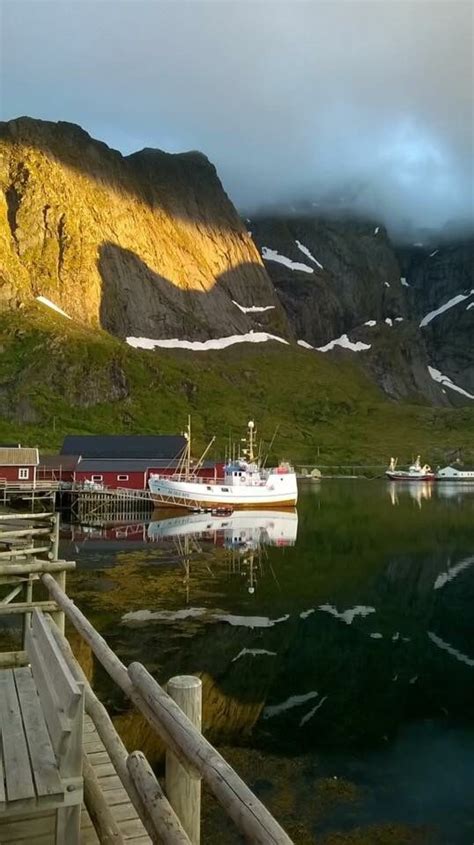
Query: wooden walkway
[[81, 715, 150, 845]]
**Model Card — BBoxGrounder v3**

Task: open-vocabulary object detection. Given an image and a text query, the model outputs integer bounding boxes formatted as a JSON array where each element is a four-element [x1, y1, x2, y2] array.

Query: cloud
[[1, 0, 472, 237]]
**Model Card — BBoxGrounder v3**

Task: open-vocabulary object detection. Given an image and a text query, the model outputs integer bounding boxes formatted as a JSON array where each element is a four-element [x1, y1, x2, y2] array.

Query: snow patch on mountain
[[261, 246, 314, 274], [316, 334, 371, 353], [420, 291, 474, 327], [295, 240, 324, 269], [36, 296, 72, 320], [126, 332, 289, 352], [232, 301, 275, 313], [428, 366, 474, 400]]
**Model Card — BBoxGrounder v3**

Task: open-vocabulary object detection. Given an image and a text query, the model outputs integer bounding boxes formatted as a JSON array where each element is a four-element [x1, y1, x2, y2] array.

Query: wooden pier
[[0, 513, 293, 844], [0, 480, 154, 522]]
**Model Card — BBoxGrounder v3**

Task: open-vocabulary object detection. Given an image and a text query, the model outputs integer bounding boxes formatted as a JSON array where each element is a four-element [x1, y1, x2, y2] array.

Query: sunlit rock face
[[250, 214, 474, 406], [0, 117, 288, 340]]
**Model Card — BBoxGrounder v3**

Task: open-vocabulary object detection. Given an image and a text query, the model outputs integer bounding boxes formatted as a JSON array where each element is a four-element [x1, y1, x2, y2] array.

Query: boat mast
[[186, 415, 191, 478], [248, 420, 255, 462]]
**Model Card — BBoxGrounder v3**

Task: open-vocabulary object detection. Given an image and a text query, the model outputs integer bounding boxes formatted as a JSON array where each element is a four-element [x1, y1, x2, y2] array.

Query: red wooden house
[[0, 447, 39, 485], [58, 434, 224, 490]]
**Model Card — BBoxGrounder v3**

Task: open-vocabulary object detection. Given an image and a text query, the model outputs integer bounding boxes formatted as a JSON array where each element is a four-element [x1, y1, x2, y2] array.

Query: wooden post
[[50, 514, 65, 633], [166, 676, 202, 845]]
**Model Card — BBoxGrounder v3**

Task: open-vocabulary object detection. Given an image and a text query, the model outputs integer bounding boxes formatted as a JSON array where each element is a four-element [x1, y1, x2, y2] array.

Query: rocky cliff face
[[249, 214, 474, 405], [1, 117, 472, 410], [0, 117, 288, 339]]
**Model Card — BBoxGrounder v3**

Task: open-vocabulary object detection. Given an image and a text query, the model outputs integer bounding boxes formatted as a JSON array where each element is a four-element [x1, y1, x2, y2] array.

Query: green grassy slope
[[1, 306, 473, 465]]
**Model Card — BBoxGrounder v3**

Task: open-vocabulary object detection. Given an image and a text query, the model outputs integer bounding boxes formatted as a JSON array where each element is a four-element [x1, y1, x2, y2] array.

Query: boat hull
[[149, 474, 298, 510], [385, 471, 435, 482]]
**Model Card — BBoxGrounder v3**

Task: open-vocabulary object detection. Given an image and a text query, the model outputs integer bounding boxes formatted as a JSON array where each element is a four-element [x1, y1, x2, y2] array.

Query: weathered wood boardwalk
[[81, 715, 150, 845]]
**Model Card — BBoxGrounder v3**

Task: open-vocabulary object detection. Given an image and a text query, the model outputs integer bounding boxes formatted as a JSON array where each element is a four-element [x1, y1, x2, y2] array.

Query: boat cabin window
[[117, 475, 129, 481], [207, 486, 212, 491], [221, 487, 229, 492], [91, 475, 103, 482]]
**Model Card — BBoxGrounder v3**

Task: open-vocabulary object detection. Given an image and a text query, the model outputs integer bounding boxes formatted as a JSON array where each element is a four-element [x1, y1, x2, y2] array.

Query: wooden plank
[[31, 610, 82, 714], [87, 751, 110, 765], [81, 826, 101, 845], [0, 670, 36, 805], [0, 602, 57, 616], [101, 787, 131, 806], [13, 666, 64, 802], [0, 561, 75, 575], [25, 626, 71, 755], [90, 762, 116, 778], [0, 651, 27, 669], [110, 804, 139, 823], [121, 818, 152, 840], [0, 811, 55, 841], [0, 732, 5, 811], [96, 775, 122, 792]]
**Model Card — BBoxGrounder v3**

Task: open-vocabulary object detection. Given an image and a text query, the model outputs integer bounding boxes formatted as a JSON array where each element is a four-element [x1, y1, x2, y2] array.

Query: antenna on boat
[[192, 435, 216, 476], [262, 424, 280, 468]]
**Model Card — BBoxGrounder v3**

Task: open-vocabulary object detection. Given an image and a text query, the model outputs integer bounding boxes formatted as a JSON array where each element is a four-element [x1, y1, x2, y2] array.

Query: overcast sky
[[1, 0, 473, 237]]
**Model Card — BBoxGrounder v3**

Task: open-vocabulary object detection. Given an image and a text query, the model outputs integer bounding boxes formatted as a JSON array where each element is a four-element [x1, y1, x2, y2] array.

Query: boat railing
[[151, 473, 222, 484]]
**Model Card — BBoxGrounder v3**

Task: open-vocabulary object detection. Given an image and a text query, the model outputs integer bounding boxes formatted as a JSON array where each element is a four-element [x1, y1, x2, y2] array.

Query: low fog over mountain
[[1, 0, 472, 239]]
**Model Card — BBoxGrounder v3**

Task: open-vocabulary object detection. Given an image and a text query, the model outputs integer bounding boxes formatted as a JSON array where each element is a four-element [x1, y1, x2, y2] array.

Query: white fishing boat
[[435, 465, 474, 482], [148, 420, 298, 509], [385, 456, 435, 481]]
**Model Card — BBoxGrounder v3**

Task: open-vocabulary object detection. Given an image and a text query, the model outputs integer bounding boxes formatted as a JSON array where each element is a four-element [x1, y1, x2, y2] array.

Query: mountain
[[0, 117, 287, 339], [249, 214, 474, 406], [0, 117, 473, 462]]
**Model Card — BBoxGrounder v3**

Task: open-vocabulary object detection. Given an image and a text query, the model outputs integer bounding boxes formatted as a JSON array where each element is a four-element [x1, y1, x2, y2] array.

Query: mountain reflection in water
[[64, 481, 474, 844]]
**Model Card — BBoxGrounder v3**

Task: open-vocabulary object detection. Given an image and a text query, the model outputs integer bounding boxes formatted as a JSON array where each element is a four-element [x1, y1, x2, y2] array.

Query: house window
[[117, 475, 129, 481], [18, 467, 29, 480], [91, 475, 103, 482]]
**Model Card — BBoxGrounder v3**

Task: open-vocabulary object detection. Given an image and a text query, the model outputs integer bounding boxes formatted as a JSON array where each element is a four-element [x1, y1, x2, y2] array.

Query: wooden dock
[[0, 512, 294, 844]]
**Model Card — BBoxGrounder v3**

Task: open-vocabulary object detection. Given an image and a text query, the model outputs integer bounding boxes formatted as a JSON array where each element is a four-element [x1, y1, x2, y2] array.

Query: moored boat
[[385, 455, 435, 481], [148, 420, 298, 509], [435, 465, 474, 482]]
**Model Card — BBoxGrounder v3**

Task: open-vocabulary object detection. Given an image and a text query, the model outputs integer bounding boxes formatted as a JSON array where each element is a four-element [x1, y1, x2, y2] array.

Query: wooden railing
[[42, 572, 293, 844]]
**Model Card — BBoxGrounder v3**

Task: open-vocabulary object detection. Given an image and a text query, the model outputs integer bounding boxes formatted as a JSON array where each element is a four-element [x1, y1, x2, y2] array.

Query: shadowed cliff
[[98, 244, 290, 340]]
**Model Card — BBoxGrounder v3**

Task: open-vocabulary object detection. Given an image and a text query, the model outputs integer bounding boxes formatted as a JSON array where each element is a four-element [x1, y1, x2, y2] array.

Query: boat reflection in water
[[148, 510, 298, 547], [388, 480, 474, 507], [148, 510, 298, 597]]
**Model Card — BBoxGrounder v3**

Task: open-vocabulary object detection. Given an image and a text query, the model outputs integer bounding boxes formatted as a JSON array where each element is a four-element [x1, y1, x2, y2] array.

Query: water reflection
[[147, 509, 298, 549], [65, 483, 474, 844], [388, 480, 474, 507]]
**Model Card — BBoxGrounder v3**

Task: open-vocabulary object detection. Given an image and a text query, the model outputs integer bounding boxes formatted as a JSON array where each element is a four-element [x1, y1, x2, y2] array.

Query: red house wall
[[0, 465, 37, 483], [74, 470, 146, 489]]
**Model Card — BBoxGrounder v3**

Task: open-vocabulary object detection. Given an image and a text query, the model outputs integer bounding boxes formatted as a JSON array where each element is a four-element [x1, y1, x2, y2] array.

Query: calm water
[[62, 480, 474, 844]]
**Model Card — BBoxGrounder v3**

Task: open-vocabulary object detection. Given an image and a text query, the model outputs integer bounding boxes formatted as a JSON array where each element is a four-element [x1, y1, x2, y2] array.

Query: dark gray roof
[[39, 454, 80, 470], [61, 435, 186, 460], [75, 458, 217, 472], [76, 458, 179, 472]]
